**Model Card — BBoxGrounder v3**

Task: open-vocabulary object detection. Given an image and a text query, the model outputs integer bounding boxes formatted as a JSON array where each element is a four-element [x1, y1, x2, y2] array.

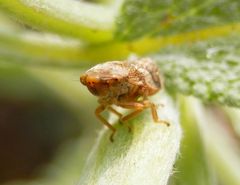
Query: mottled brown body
[[80, 58, 169, 141]]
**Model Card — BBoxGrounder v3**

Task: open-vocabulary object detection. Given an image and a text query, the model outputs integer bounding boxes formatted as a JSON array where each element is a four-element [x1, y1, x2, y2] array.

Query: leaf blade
[[78, 93, 182, 185], [0, 0, 118, 43], [153, 34, 240, 108], [115, 0, 240, 41]]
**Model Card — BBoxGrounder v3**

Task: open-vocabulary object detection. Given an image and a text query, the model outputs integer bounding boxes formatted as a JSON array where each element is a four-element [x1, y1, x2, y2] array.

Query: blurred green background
[[0, 63, 101, 185]]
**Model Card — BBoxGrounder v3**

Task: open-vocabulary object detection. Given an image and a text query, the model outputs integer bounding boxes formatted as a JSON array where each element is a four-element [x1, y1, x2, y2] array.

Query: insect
[[80, 58, 169, 142]]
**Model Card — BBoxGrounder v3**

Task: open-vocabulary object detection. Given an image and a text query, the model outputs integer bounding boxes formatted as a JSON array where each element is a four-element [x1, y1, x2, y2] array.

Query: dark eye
[[88, 81, 95, 85]]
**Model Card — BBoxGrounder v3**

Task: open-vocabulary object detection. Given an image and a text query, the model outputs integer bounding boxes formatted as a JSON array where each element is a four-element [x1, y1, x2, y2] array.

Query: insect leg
[[95, 105, 116, 142], [143, 100, 170, 126], [117, 102, 145, 109], [107, 106, 130, 130], [108, 106, 123, 119], [117, 102, 146, 132], [121, 109, 144, 122]]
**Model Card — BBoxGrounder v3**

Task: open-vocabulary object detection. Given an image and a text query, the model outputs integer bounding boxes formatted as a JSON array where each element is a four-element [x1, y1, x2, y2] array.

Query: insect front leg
[[143, 100, 170, 126], [95, 105, 116, 142]]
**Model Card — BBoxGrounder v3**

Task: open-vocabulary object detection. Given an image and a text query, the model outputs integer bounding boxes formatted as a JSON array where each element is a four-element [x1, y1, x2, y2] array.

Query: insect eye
[[87, 81, 95, 86]]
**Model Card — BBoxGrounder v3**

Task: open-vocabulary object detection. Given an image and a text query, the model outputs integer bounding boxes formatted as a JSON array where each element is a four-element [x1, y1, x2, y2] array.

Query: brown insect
[[80, 58, 169, 142]]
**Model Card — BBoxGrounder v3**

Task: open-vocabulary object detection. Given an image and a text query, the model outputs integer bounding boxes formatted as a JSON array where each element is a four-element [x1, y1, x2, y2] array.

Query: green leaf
[[78, 93, 182, 185], [0, 0, 121, 43], [0, 29, 91, 67], [115, 0, 240, 41], [189, 97, 240, 185], [169, 95, 213, 185], [155, 0, 240, 37], [115, 0, 169, 40], [153, 34, 240, 108], [1, 8, 240, 67], [224, 107, 240, 137]]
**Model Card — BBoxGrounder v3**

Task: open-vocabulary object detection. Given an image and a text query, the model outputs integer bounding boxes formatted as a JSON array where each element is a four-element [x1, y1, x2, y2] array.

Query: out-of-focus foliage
[[0, 0, 116, 43], [154, 34, 240, 107], [115, 0, 240, 40], [0, 0, 239, 185], [169, 96, 212, 185]]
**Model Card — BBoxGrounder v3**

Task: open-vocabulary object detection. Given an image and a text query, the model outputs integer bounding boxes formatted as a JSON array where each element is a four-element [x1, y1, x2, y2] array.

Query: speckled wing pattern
[[127, 58, 162, 95], [87, 61, 129, 81]]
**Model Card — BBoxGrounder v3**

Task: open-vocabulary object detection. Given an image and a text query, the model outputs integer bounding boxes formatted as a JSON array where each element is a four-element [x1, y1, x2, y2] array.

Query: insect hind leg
[[120, 109, 144, 132], [116, 102, 146, 132], [121, 109, 144, 122], [143, 100, 170, 126]]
